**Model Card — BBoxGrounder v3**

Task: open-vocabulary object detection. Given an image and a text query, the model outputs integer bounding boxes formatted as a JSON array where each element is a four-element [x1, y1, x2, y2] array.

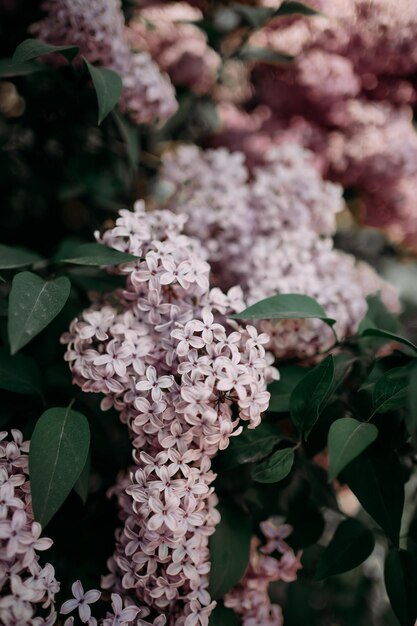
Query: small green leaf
[[74, 452, 91, 504], [0, 58, 47, 77], [60, 243, 138, 266], [29, 407, 90, 528], [113, 110, 140, 171], [268, 366, 307, 413], [316, 518, 375, 580], [84, 59, 123, 125], [238, 46, 294, 64], [209, 604, 239, 626], [328, 418, 378, 480], [216, 422, 283, 471], [343, 448, 404, 546], [231, 293, 335, 327], [385, 549, 417, 626], [275, 1, 319, 16], [252, 447, 295, 483], [209, 502, 252, 599], [0, 348, 42, 396], [12, 39, 79, 64], [372, 367, 409, 415], [361, 328, 417, 354], [0, 244, 42, 269], [233, 4, 275, 28], [290, 356, 334, 436], [8, 272, 71, 354]]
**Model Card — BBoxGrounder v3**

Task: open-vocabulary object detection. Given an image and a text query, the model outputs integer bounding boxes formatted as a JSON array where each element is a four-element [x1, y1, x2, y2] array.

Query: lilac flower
[[135, 366, 174, 402], [60, 580, 101, 623], [102, 593, 141, 626]]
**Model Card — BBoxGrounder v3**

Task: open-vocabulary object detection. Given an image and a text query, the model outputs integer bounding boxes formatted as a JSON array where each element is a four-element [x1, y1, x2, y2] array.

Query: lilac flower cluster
[[159, 143, 399, 358], [30, 0, 177, 124], [127, 3, 221, 95], [63, 203, 277, 625], [224, 521, 302, 626], [0, 430, 59, 626], [213, 0, 417, 248]]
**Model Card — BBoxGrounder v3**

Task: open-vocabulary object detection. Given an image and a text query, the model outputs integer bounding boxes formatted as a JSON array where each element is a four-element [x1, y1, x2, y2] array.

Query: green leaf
[[252, 447, 295, 483], [233, 4, 275, 27], [12, 39, 79, 64], [29, 407, 90, 528], [209, 604, 239, 626], [238, 46, 294, 64], [113, 110, 140, 171], [385, 549, 417, 626], [0, 244, 42, 269], [290, 356, 334, 436], [361, 328, 417, 354], [328, 418, 378, 480], [209, 502, 252, 599], [231, 293, 335, 327], [275, 1, 319, 16], [358, 294, 399, 334], [0, 348, 42, 396], [216, 422, 283, 471], [316, 518, 375, 580], [8, 272, 71, 354], [60, 243, 138, 266], [406, 365, 417, 436], [74, 452, 90, 504], [268, 366, 307, 413], [0, 58, 47, 77], [343, 448, 404, 546], [372, 367, 409, 415], [83, 59, 123, 125]]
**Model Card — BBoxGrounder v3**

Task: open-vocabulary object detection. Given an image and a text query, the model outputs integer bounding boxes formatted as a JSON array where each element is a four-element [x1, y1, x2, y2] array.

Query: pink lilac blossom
[[62, 202, 278, 625], [159, 143, 399, 358], [224, 520, 302, 626], [128, 3, 221, 95], [0, 430, 59, 626], [30, 0, 177, 124]]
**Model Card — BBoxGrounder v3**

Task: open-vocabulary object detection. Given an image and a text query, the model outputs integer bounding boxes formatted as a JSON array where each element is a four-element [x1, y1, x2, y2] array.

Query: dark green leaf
[[406, 365, 417, 436], [316, 518, 375, 580], [74, 452, 90, 504], [252, 447, 295, 483], [0, 58, 47, 77], [0, 244, 42, 269], [29, 407, 90, 528], [290, 356, 334, 436], [84, 59, 123, 125], [238, 46, 294, 64], [216, 422, 283, 471], [232, 4, 274, 27], [358, 294, 399, 334], [0, 348, 42, 396], [209, 604, 239, 626], [343, 448, 404, 546], [275, 1, 319, 16], [372, 367, 409, 415], [328, 418, 378, 480], [231, 293, 335, 327], [12, 39, 79, 64], [8, 272, 71, 354], [268, 366, 306, 413], [113, 110, 140, 171], [385, 549, 417, 626], [209, 502, 251, 599], [60, 243, 138, 266], [361, 328, 417, 354]]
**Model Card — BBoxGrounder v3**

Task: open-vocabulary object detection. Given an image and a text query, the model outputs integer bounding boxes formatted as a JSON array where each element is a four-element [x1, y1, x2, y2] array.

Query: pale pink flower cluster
[[159, 143, 399, 358], [224, 521, 302, 626], [0, 430, 59, 626], [63, 202, 277, 625], [213, 0, 417, 247], [30, 0, 177, 124], [127, 3, 221, 95]]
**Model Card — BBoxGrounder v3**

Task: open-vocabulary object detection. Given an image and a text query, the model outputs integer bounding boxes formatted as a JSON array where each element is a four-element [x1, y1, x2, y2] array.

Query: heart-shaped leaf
[[252, 447, 295, 483], [12, 38, 79, 64], [8, 272, 71, 354], [84, 59, 123, 125], [231, 293, 335, 327], [60, 243, 137, 266], [328, 418, 378, 480], [316, 518, 375, 580], [73, 452, 91, 504], [290, 355, 334, 437], [209, 502, 251, 599], [29, 407, 90, 528]]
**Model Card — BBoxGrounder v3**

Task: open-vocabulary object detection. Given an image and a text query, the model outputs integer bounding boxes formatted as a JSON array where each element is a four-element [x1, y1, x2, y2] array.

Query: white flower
[[60, 580, 101, 623]]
